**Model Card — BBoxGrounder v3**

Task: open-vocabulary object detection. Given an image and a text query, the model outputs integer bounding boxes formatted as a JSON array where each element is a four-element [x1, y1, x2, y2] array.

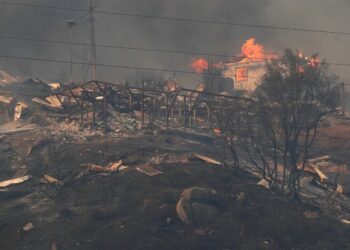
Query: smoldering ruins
[[0, 1, 350, 249]]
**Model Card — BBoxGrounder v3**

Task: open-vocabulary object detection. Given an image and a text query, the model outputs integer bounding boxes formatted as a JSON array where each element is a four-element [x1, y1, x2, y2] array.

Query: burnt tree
[[246, 49, 340, 198]]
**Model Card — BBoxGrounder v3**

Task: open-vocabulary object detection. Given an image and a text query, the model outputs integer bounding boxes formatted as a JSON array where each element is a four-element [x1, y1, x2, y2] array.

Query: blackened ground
[[0, 130, 349, 250]]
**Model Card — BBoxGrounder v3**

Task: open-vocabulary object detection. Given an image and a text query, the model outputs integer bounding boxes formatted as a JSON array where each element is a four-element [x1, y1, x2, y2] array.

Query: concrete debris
[[135, 163, 162, 176], [193, 154, 222, 166], [22, 223, 34, 232], [0, 175, 30, 188], [45, 121, 103, 143]]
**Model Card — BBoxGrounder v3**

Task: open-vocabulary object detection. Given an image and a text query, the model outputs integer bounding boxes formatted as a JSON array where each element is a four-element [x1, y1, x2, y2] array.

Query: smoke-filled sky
[[0, 0, 350, 87]]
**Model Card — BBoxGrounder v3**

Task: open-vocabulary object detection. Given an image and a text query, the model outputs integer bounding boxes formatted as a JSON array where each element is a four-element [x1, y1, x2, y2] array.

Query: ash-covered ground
[[0, 124, 349, 250]]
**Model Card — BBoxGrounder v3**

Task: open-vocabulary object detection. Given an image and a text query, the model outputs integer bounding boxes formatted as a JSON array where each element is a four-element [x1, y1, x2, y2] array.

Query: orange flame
[[213, 128, 221, 135], [191, 58, 209, 73], [241, 38, 265, 60], [296, 50, 320, 74]]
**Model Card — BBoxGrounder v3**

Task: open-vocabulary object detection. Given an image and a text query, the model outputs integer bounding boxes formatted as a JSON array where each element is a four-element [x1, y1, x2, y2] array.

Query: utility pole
[[88, 0, 97, 80], [206, 57, 211, 91], [341, 83, 345, 115], [65, 20, 76, 82]]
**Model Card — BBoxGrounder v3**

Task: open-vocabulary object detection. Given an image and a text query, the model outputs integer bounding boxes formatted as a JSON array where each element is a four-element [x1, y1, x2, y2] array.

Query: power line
[[1, 35, 350, 68], [1, 1, 350, 36], [0, 35, 231, 59], [1, 54, 349, 81], [243, 0, 350, 9], [93, 12, 350, 36], [0, 54, 255, 79]]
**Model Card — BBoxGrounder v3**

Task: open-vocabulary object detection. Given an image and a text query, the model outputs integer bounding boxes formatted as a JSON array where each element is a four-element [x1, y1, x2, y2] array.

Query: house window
[[235, 67, 248, 82]]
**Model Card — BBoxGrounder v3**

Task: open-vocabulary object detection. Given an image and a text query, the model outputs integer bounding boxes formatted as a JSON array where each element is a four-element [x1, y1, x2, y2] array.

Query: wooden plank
[[309, 163, 329, 183], [194, 154, 222, 166], [307, 155, 331, 163], [0, 176, 30, 188]]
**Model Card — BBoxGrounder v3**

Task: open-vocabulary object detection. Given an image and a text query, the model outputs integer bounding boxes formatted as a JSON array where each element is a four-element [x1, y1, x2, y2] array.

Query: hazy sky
[[0, 0, 349, 87]]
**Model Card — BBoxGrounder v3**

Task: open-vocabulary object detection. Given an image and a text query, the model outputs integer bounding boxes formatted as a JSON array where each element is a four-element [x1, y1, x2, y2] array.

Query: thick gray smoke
[[0, 0, 349, 88]]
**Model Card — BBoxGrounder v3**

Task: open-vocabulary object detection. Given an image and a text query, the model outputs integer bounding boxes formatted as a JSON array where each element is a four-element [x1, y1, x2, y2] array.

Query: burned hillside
[[0, 62, 349, 249], [1, 1, 350, 249]]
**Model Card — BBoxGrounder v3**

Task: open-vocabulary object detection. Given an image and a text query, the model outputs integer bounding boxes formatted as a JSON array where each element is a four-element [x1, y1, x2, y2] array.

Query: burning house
[[190, 38, 276, 93], [223, 57, 266, 92], [222, 38, 276, 92]]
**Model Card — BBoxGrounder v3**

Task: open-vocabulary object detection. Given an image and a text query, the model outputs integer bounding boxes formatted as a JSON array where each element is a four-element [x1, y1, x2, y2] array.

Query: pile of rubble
[[44, 119, 104, 143], [0, 76, 144, 141], [301, 155, 350, 195]]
